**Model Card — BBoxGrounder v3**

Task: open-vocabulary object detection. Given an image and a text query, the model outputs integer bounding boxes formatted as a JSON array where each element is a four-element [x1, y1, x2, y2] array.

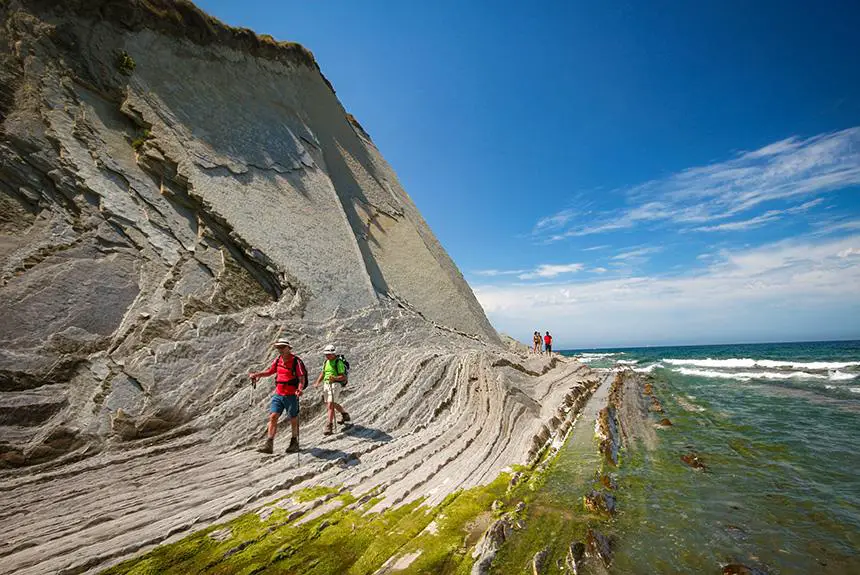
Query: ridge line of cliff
[[17, 0, 338, 93]]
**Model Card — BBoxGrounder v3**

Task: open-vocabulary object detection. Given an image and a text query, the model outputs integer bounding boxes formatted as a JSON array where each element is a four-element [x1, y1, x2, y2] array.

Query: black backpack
[[333, 354, 350, 385], [276, 355, 308, 387]]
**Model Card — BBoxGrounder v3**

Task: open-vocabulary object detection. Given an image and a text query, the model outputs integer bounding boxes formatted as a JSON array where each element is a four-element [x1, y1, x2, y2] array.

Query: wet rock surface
[[722, 563, 770, 575], [471, 515, 512, 575], [583, 489, 617, 515], [566, 541, 586, 574], [585, 528, 613, 567], [531, 546, 549, 574]]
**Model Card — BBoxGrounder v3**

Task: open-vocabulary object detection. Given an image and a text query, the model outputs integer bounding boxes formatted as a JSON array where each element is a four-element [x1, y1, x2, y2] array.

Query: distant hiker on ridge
[[249, 339, 307, 454], [533, 331, 541, 354], [544, 331, 553, 355], [314, 344, 351, 434]]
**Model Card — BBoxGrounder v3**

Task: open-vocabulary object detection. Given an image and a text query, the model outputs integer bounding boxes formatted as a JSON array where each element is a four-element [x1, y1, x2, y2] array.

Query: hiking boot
[[285, 436, 300, 453], [338, 412, 351, 425], [323, 423, 333, 436], [257, 437, 274, 454]]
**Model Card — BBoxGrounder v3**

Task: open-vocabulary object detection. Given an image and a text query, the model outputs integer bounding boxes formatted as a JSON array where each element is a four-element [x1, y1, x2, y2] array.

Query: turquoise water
[[564, 340, 860, 574]]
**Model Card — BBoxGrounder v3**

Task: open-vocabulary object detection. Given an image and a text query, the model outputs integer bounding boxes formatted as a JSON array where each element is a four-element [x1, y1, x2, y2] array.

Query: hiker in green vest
[[313, 344, 351, 434]]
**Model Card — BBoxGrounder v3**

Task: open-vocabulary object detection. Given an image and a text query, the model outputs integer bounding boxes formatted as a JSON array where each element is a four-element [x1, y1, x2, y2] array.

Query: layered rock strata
[[0, 1, 594, 573]]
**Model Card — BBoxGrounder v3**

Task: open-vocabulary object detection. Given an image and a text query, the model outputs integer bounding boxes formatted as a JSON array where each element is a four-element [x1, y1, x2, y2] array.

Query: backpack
[[332, 354, 350, 386], [276, 355, 307, 387]]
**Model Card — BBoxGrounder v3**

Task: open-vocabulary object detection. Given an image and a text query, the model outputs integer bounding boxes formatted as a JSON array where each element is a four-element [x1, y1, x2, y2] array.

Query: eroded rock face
[[0, 3, 601, 574], [0, 0, 499, 468]]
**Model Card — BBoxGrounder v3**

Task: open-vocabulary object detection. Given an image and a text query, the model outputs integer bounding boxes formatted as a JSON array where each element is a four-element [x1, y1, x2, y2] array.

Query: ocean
[[563, 340, 860, 574]]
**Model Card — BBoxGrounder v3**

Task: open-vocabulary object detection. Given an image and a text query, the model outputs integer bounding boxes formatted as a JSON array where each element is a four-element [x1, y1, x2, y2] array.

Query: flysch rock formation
[[0, 2, 593, 573]]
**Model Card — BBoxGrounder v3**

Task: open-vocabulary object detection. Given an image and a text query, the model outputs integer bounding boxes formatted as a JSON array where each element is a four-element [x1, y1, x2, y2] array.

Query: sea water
[[565, 340, 860, 574]]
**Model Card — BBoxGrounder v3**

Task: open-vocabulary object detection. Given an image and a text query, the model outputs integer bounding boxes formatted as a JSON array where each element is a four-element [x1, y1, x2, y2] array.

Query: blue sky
[[195, 0, 860, 348]]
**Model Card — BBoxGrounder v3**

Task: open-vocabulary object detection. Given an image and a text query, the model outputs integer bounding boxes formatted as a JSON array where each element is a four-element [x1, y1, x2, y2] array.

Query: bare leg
[[290, 416, 299, 438], [267, 412, 279, 438], [327, 403, 335, 423]]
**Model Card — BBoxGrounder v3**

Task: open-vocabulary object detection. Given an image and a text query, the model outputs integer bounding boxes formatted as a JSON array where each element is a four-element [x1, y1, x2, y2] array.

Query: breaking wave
[[663, 358, 860, 370], [633, 363, 661, 374], [577, 352, 622, 363], [675, 367, 856, 382]]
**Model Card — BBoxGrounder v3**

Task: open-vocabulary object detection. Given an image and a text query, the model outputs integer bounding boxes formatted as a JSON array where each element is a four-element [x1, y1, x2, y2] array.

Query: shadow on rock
[[343, 424, 393, 442], [306, 447, 361, 467]]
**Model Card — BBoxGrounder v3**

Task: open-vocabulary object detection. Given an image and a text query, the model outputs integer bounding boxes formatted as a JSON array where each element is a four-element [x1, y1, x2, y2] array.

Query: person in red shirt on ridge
[[544, 331, 553, 355], [249, 338, 307, 454]]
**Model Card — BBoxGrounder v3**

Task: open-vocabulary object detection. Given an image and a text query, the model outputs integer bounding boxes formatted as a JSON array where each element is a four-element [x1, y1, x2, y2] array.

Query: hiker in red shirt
[[249, 338, 307, 454], [544, 332, 553, 355]]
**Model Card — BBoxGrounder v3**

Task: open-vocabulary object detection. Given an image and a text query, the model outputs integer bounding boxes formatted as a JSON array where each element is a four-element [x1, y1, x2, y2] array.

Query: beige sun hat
[[273, 338, 292, 348], [322, 344, 336, 354]]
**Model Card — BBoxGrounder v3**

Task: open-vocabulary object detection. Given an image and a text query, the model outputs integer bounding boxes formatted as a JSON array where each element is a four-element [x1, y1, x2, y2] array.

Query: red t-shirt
[[544, 335, 552, 345], [259, 354, 307, 396]]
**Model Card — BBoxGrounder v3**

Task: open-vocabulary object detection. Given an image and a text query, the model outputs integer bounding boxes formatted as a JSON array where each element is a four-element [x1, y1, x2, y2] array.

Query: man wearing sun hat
[[313, 344, 350, 435], [249, 338, 307, 453]]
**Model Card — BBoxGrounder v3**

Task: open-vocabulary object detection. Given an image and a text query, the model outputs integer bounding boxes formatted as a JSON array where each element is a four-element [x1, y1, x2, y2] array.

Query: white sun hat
[[322, 344, 336, 354], [272, 338, 292, 348]]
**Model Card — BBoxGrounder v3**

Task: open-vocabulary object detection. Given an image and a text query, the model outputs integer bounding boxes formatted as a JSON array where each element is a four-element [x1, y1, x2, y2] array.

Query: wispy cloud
[[533, 209, 575, 232], [518, 263, 584, 280], [813, 218, 860, 235], [692, 198, 825, 232], [533, 127, 860, 242], [611, 246, 663, 261], [583, 244, 611, 251], [591, 267, 608, 273], [472, 269, 529, 277]]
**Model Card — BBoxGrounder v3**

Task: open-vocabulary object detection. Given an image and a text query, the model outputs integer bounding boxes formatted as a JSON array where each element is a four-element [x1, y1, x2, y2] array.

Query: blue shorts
[[270, 394, 299, 418]]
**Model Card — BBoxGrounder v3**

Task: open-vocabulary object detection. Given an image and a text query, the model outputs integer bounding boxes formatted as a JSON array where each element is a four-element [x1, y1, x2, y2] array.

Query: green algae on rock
[[100, 472, 540, 575]]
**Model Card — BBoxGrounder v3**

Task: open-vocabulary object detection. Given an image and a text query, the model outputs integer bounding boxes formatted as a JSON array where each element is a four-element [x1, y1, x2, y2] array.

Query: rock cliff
[[0, 2, 591, 573]]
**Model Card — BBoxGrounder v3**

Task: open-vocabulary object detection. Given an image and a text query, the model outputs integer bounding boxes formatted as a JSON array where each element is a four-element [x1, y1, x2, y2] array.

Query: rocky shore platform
[[0, 308, 598, 575]]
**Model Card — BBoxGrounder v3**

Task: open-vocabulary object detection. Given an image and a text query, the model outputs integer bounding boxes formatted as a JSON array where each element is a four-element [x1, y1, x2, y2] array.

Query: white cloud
[[474, 234, 860, 347], [533, 127, 860, 241], [591, 267, 608, 273], [583, 244, 611, 251], [518, 263, 584, 280]]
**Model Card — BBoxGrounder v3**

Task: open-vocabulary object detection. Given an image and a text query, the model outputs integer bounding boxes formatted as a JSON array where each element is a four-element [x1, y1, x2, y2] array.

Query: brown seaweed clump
[[681, 452, 707, 471]]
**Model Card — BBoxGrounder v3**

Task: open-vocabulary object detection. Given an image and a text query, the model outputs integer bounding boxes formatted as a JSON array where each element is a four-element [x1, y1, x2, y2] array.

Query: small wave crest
[[577, 352, 622, 363], [633, 363, 661, 373], [616, 359, 639, 365], [675, 367, 856, 382], [663, 358, 860, 370]]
